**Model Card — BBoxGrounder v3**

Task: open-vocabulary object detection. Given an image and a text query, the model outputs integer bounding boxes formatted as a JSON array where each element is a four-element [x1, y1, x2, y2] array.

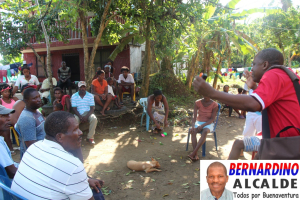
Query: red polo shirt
[[251, 68, 300, 138]]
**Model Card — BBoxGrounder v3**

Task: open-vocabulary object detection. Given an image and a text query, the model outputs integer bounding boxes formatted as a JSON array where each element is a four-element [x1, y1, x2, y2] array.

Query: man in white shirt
[[118, 66, 135, 104], [39, 77, 57, 103], [11, 111, 105, 200]]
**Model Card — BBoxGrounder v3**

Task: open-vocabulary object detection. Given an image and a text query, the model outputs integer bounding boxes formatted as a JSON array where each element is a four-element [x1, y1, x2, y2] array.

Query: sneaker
[[86, 138, 95, 145]]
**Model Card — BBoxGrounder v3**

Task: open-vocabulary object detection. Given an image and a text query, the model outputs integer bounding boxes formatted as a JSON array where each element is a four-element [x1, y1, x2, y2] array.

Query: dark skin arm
[[5, 164, 18, 179], [40, 88, 50, 93], [191, 103, 198, 131], [65, 71, 71, 81], [12, 86, 18, 95], [65, 97, 71, 112], [91, 85, 106, 100], [192, 76, 262, 111], [81, 106, 95, 122], [58, 70, 64, 82], [119, 80, 134, 86], [73, 107, 83, 122], [25, 140, 36, 148]]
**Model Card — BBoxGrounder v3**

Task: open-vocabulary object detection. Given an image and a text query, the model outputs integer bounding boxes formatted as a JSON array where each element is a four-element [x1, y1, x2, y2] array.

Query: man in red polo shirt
[[193, 48, 300, 139]]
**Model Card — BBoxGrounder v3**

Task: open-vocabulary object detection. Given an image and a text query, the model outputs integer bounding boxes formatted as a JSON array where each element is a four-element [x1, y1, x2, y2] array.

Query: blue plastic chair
[[0, 176, 27, 200], [0, 165, 9, 179], [186, 103, 221, 157], [140, 98, 150, 131]]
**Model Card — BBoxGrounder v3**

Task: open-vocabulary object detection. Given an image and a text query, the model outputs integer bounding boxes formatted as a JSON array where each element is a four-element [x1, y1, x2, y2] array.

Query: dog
[[127, 158, 161, 173]]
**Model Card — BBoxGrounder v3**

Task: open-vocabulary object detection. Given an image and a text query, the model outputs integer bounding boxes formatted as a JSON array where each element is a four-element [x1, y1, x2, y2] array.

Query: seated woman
[[147, 90, 169, 133], [12, 65, 39, 95], [0, 85, 19, 154], [188, 97, 218, 161], [92, 70, 112, 116], [52, 87, 71, 112]]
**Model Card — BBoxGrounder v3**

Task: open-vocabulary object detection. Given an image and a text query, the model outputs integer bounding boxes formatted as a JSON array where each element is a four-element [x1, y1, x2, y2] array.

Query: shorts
[[58, 78, 72, 88], [122, 86, 131, 93], [195, 121, 214, 132], [244, 136, 261, 152]]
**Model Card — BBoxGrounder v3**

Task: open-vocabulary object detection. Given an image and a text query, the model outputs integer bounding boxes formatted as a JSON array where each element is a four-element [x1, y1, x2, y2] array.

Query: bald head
[[256, 48, 284, 66], [207, 162, 227, 176]]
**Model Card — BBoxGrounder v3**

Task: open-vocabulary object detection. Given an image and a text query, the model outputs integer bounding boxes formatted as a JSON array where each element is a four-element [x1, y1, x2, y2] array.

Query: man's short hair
[[107, 77, 113, 82], [44, 111, 75, 138], [207, 162, 227, 176], [54, 87, 63, 93], [97, 70, 105, 75], [257, 48, 284, 66], [54, 103, 63, 110], [121, 66, 129, 72], [23, 88, 37, 100], [238, 88, 243, 94]]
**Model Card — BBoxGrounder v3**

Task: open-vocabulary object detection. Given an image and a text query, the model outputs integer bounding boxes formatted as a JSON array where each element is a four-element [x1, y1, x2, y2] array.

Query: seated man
[[72, 81, 97, 145], [0, 105, 18, 178], [15, 88, 45, 158], [58, 61, 72, 96], [92, 70, 112, 116], [118, 66, 135, 104], [53, 87, 71, 112], [188, 97, 218, 161], [11, 111, 105, 200], [39, 77, 57, 104]]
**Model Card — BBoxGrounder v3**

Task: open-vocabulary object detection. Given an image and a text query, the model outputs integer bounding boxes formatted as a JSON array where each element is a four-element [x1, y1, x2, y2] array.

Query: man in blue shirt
[[201, 162, 233, 200], [71, 81, 97, 145], [16, 88, 45, 158], [0, 105, 18, 178]]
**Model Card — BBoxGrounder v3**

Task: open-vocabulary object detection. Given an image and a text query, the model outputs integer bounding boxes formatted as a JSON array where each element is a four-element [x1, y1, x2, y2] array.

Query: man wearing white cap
[[71, 81, 97, 145]]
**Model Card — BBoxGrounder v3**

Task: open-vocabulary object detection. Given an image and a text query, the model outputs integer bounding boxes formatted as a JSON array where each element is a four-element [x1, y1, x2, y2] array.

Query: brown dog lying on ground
[[127, 158, 161, 173]]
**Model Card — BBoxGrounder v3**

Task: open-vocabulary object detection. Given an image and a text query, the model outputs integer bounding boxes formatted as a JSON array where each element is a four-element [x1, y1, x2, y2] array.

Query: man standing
[[15, 88, 45, 158], [118, 66, 135, 104], [0, 105, 18, 178], [11, 111, 105, 200], [193, 48, 300, 139], [58, 61, 72, 96], [201, 162, 233, 200], [71, 81, 97, 145]]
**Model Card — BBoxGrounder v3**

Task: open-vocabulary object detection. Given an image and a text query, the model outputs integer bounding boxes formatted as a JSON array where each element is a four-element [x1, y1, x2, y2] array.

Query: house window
[[36, 55, 47, 77], [93, 49, 111, 71]]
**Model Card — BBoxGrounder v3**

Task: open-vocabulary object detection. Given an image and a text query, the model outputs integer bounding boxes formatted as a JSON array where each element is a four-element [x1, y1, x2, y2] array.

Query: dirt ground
[[12, 109, 250, 200]]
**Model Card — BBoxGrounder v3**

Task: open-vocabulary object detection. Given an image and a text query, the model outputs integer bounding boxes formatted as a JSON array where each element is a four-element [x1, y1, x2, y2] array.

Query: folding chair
[[0, 165, 8, 179], [186, 103, 221, 157], [0, 176, 27, 200]]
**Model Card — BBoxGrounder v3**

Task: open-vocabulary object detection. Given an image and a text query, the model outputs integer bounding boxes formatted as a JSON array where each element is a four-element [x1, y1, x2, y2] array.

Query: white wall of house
[[129, 44, 142, 73]]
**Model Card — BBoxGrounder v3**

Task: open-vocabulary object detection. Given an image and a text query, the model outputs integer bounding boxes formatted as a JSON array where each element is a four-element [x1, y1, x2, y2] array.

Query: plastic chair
[[0, 177, 27, 200], [186, 103, 221, 157], [0, 165, 9, 179], [121, 85, 136, 101], [140, 98, 150, 131]]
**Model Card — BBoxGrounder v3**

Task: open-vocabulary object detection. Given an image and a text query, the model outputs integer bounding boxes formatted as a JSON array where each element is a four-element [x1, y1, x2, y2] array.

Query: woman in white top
[[12, 65, 39, 95], [147, 90, 169, 133]]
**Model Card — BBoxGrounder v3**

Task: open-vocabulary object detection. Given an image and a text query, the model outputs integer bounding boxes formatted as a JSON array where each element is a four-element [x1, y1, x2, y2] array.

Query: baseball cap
[[0, 105, 15, 115], [78, 81, 86, 88], [21, 84, 38, 93]]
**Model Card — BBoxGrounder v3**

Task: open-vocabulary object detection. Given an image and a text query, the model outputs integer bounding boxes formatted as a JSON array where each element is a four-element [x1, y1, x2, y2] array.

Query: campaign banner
[[200, 160, 300, 200]]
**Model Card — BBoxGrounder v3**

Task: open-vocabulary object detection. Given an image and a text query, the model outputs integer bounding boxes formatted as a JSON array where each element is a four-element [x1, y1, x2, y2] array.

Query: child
[[188, 97, 218, 161], [0, 85, 19, 109], [222, 85, 243, 118], [107, 77, 122, 108], [54, 103, 63, 111]]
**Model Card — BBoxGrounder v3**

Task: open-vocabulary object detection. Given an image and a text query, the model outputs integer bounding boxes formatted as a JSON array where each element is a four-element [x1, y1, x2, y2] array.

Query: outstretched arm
[[193, 76, 261, 111]]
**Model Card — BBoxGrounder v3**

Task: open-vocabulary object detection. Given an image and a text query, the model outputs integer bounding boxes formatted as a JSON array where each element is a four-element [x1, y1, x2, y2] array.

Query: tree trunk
[[36, 0, 54, 102], [79, 0, 112, 88], [140, 18, 151, 97], [213, 56, 222, 89], [160, 56, 173, 72], [186, 38, 202, 89]]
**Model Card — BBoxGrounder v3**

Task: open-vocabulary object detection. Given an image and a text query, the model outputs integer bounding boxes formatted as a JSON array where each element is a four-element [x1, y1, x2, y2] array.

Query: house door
[[62, 54, 80, 82]]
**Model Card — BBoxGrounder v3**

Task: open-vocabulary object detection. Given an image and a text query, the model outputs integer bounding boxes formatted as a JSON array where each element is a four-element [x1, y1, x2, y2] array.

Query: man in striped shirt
[[71, 81, 98, 145], [11, 111, 105, 200]]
